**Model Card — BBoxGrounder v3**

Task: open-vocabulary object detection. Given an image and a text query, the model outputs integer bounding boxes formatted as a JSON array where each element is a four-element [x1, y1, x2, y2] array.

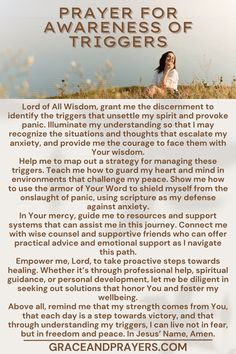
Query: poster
[[1, 1, 236, 354]]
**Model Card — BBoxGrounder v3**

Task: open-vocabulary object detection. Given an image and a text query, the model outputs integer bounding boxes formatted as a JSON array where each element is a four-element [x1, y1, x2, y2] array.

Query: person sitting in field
[[147, 51, 179, 97]]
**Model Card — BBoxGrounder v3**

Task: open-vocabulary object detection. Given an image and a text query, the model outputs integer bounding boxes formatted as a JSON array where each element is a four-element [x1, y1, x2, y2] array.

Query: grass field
[[56, 83, 236, 99], [1, 51, 235, 99], [1, 51, 236, 99]]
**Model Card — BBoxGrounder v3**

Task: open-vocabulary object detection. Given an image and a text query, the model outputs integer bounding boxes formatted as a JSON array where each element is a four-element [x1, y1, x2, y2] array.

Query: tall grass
[[56, 60, 236, 98], [57, 83, 236, 99]]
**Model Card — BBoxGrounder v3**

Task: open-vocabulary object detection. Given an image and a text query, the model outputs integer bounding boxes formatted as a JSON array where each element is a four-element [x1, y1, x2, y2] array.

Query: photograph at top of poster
[[1, 0, 236, 354], [1, 0, 236, 98]]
